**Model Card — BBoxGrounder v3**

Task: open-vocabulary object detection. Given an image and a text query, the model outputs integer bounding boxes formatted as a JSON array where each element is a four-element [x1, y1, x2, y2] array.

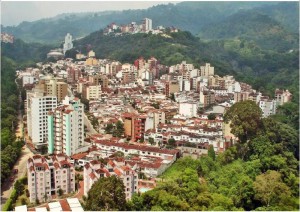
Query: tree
[[224, 100, 263, 142], [168, 138, 176, 146], [208, 145, 216, 161], [207, 113, 216, 120], [58, 188, 64, 196], [85, 176, 126, 211], [253, 170, 291, 207], [170, 93, 176, 102], [148, 137, 155, 145], [112, 121, 124, 138], [105, 123, 114, 134]]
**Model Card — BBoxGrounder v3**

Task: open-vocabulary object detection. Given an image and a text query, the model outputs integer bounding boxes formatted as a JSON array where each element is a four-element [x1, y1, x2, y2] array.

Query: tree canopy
[[85, 176, 126, 211]]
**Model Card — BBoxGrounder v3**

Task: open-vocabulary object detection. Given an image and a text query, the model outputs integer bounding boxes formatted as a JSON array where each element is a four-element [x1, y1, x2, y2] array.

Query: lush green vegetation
[[84, 176, 127, 211], [3, 2, 298, 43], [1, 57, 25, 184], [1, 39, 53, 63], [127, 101, 299, 211], [199, 10, 298, 52]]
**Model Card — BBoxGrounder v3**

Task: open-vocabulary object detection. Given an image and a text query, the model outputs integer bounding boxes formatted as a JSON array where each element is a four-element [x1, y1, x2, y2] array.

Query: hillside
[[69, 30, 299, 102], [1, 1, 283, 44], [198, 10, 298, 52]]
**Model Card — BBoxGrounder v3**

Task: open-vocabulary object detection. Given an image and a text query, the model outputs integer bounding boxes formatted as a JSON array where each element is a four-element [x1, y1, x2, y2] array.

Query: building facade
[[48, 96, 84, 156], [27, 154, 75, 203]]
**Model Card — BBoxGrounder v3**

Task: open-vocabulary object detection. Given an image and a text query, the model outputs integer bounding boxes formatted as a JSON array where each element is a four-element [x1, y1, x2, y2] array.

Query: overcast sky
[[1, 1, 178, 26]]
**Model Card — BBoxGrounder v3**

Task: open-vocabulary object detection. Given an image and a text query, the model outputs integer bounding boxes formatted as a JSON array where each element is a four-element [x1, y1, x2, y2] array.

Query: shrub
[[2, 198, 13, 211]]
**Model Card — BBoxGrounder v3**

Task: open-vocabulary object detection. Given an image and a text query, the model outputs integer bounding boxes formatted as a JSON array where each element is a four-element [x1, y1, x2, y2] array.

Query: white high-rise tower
[[63, 33, 73, 55]]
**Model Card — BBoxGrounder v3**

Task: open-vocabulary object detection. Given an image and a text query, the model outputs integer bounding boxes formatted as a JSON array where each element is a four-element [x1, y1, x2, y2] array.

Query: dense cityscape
[[1, 2, 299, 212]]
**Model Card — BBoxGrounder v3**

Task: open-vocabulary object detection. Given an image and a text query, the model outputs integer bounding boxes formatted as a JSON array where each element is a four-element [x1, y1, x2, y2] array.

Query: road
[[1, 83, 34, 210]]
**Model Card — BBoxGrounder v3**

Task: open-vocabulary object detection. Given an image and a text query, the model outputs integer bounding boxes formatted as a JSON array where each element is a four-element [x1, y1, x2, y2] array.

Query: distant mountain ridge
[[3, 1, 297, 44]]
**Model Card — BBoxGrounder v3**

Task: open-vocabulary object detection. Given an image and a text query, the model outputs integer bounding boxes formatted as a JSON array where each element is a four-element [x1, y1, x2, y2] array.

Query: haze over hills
[[2, 1, 298, 44]]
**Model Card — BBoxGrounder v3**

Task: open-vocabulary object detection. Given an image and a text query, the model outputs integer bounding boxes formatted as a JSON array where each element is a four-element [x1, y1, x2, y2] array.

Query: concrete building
[[67, 67, 81, 84], [143, 18, 152, 31], [199, 87, 215, 108], [23, 75, 36, 86], [63, 33, 73, 55], [84, 159, 138, 200], [259, 99, 277, 117], [48, 96, 84, 156], [275, 89, 292, 106], [26, 89, 58, 146], [165, 80, 180, 97], [179, 102, 198, 117], [27, 154, 75, 203], [200, 63, 214, 77], [82, 84, 102, 100]]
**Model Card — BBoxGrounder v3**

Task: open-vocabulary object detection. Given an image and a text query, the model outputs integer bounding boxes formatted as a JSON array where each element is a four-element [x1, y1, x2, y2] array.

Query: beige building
[[200, 63, 214, 77], [84, 159, 138, 200], [36, 76, 68, 102], [27, 154, 75, 203], [165, 80, 180, 97], [275, 89, 292, 106], [82, 83, 102, 100]]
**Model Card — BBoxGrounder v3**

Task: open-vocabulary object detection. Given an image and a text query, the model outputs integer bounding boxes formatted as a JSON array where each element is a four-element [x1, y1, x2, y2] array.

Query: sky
[[1, 1, 178, 26]]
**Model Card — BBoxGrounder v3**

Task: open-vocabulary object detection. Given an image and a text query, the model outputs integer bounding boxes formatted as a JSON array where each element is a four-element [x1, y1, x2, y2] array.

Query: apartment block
[[27, 154, 75, 203], [82, 83, 101, 100], [200, 63, 214, 77], [165, 80, 180, 97], [26, 89, 57, 146], [199, 88, 215, 108], [84, 159, 138, 200], [275, 89, 292, 106], [48, 96, 84, 156]]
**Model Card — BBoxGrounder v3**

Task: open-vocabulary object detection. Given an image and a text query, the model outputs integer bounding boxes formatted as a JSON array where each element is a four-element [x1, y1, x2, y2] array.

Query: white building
[[27, 154, 75, 203], [48, 96, 85, 156], [179, 102, 198, 117], [27, 89, 57, 145], [22, 75, 36, 86], [259, 99, 277, 117], [143, 18, 152, 31], [63, 33, 73, 55]]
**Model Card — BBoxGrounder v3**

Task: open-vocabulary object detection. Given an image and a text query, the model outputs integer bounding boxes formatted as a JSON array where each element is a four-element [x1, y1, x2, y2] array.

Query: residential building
[[179, 102, 198, 117], [84, 159, 138, 200], [67, 67, 81, 84], [143, 18, 152, 31], [27, 154, 75, 203], [82, 83, 101, 100], [48, 96, 84, 156], [199, 88, 215, 108], [275, 89, 292, 106], [200, 63, 214, 77], [26, 89, 57, 146], [259, 99, 277, 117], [165, 80, 180, 97]]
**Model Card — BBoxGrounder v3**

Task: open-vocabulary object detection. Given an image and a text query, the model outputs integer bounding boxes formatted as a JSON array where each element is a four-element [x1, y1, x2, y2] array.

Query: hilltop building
[[63, 33, 73, 55]]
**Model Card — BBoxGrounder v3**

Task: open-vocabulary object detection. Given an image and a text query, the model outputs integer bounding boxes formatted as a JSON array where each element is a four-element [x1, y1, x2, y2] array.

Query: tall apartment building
[[199, 88, 215, 108], [89, 74, 109, 89], [275, 89, 292, 106], [165, 80, 180, 97], [26, 88, 58, 146], [35, 76, 68, 102], [48, 96, 84, 156], [123, 113, 147, 142], [63, 33, 73, 55], [84, 159, 138, 200], [67, 67, 81, 84], [200, 63, 214, 77], [27, 154, 75, 203], [143, 18, 152, 31]]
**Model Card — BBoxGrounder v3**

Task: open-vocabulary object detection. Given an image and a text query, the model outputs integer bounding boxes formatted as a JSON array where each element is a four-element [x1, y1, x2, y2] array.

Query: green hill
[[1, 1, 283, 44], [199, 10, 298, 52]]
